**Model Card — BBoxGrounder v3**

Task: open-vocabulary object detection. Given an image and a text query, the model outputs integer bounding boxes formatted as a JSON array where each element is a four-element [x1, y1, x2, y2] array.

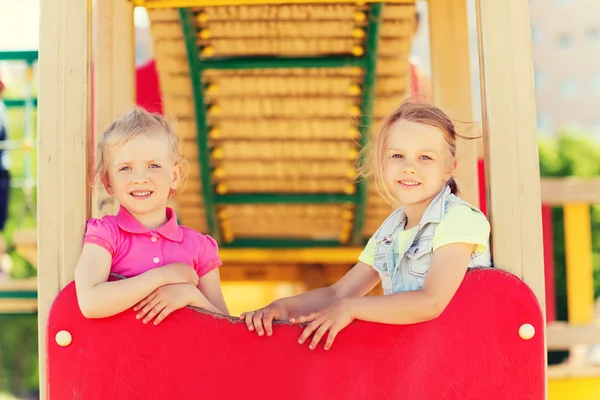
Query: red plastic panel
[[135, 60, 163, 115], [47, 268, 544, 400]]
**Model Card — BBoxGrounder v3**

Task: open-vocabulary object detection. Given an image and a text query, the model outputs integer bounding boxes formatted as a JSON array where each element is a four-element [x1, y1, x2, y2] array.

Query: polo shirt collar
[[115, 205, 183, 242]]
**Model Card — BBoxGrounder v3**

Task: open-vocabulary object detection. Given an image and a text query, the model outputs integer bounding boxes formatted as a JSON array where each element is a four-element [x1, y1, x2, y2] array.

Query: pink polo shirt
[[83, 206, 222, 278]]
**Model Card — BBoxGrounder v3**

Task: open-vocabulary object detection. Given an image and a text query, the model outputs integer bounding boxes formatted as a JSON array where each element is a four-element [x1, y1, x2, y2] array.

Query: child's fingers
[[324, 328, 339, 351], [133, 297, 149, 312], [143, 303, 166, 324], [263, 312, 275, 337], [291, 312, 318, 324], [136, 297, 160, 320], [252, 311, 266, 336], [298, 318, 321, 344], [309, 322, 331, 350], [133, 292, 156, 312], [153, 307, 172, 325], [242, 312, 255, 331]]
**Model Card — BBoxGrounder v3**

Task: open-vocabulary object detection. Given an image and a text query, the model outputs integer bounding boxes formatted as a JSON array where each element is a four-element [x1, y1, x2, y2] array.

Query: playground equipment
[[0, 0, 596, 398], [47, 268, 545, 399]]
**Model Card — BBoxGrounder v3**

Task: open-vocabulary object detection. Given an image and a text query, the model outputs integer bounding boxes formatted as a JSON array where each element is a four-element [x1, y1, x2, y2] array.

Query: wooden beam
[[220, 265, 304, 282], [37, 0, 92, 398], [219, 248, 362, 264], [475, 1, 546, 394], [112, 0, 136, 115], [541, 178, 600, 205], [92, 0, 136, 218], [475, 0, 545, 305], [0, 299, 38, 314], [220, 264, 352, 283], [546, 322, 600, 350], [0, 277, 37, 292], [428, 0, 479, 206], [134, 0, 415, 7]]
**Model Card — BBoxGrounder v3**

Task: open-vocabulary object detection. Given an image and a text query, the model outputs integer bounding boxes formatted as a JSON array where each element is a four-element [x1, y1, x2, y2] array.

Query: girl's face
[[103, 133, 182, 226], [383, 120, 455, 208]]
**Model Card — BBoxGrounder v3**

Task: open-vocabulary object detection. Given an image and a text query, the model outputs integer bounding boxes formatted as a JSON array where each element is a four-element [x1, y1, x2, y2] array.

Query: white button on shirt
[[151, 237, 157, 242], [153, 257, 160, 263]]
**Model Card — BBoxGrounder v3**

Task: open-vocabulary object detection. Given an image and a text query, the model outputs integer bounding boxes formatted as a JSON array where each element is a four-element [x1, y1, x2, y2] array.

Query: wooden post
[[475, 0, 546, 394], [428, 0, 479, 206], [475, 0, 545, 303], [37, 0, 92, 398], [93, 0, 136, 217]]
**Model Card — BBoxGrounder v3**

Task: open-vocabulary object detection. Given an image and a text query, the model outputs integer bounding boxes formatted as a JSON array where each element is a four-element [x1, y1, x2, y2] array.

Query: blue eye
[[150, 164, 161, 169], [391, 154, 403, 159], [119, 166, 131, 172], [420, 155, 432, 160]]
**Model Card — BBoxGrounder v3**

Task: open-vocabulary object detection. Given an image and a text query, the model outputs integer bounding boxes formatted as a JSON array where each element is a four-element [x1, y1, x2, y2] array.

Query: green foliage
[[538, 129, 600, 322], [0, 315, 38, 397], [0, 106, 38, 398]]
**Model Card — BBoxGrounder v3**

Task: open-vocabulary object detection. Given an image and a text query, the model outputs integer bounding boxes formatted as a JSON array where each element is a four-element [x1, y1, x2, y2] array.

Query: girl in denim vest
[[241, 101, 491, 350]]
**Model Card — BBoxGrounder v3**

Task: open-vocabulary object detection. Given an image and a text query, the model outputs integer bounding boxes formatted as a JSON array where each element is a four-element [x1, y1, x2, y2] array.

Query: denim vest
[[371, 186, 492, 295]]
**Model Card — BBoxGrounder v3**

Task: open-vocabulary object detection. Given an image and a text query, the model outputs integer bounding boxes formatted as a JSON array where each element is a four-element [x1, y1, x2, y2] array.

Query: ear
[[171, 163, 183, 191], [101, 175, 114, 195], [445, 159, 457, 180]]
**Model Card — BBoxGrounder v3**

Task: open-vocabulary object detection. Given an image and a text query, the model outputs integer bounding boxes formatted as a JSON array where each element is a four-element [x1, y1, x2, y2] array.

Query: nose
[[402, 165, 416, 174], [132, 171, 149, 184]]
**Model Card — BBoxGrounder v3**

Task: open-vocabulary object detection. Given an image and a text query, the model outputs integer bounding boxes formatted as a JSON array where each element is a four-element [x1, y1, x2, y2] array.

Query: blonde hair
[[358, 101, 470, 207], [93, 106, 188, 196]]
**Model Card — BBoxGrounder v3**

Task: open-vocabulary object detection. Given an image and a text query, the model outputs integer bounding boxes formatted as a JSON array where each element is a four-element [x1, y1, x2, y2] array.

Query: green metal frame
[[0, 290, 38, 315], [1, 51, 39, 109], [0, 50, 38, 62], [4, 99, 38, 108], [351, 3, 382, 245], [178, 5, 386, 248], [200, 56, 366, 70], [179, 8, 221, 242], [0, 312, 37, 316], [216, 193, 355, 205], [0, 291, 37, 299]]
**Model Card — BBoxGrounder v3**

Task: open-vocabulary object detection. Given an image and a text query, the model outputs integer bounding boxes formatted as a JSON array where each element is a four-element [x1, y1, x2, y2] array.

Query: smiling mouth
[[398, 180, 421, 187], [130, 190, 153, 198]]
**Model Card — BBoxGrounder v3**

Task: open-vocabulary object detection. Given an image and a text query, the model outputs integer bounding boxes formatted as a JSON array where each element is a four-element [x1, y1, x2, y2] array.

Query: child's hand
[[240, 300, 289, 337], [161, 262, 199, 286], [133, 283, 197, 325], [292, 299, 354, 351]]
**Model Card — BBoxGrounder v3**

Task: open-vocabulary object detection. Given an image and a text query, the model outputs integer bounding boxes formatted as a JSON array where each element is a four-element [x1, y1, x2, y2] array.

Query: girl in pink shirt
[[74, 107, 229, 325]]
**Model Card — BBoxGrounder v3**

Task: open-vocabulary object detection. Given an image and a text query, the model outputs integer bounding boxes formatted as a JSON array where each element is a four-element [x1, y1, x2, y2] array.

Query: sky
[[0, 0, 150, 51], [0, 0, 40, 50]]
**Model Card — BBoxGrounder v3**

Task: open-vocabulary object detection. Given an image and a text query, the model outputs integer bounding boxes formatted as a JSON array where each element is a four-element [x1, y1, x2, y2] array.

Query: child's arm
[[286, 262, 380, 317], [196, 268, 229, 315], [240, 262, 380, 336], [74, 243, 199, 318], [295, 242, 474, 350], [132, 282, 222, 324], [346, 242, 472, 323], [132, 268, 229, 324]]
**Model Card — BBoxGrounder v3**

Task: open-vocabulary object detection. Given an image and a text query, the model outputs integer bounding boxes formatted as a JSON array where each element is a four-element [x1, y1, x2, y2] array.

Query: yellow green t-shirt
[[358, 205, 490, 266]]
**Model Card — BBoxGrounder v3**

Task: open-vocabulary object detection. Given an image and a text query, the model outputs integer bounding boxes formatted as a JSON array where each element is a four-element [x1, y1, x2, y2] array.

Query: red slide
[[47, 268, 544, 400]]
